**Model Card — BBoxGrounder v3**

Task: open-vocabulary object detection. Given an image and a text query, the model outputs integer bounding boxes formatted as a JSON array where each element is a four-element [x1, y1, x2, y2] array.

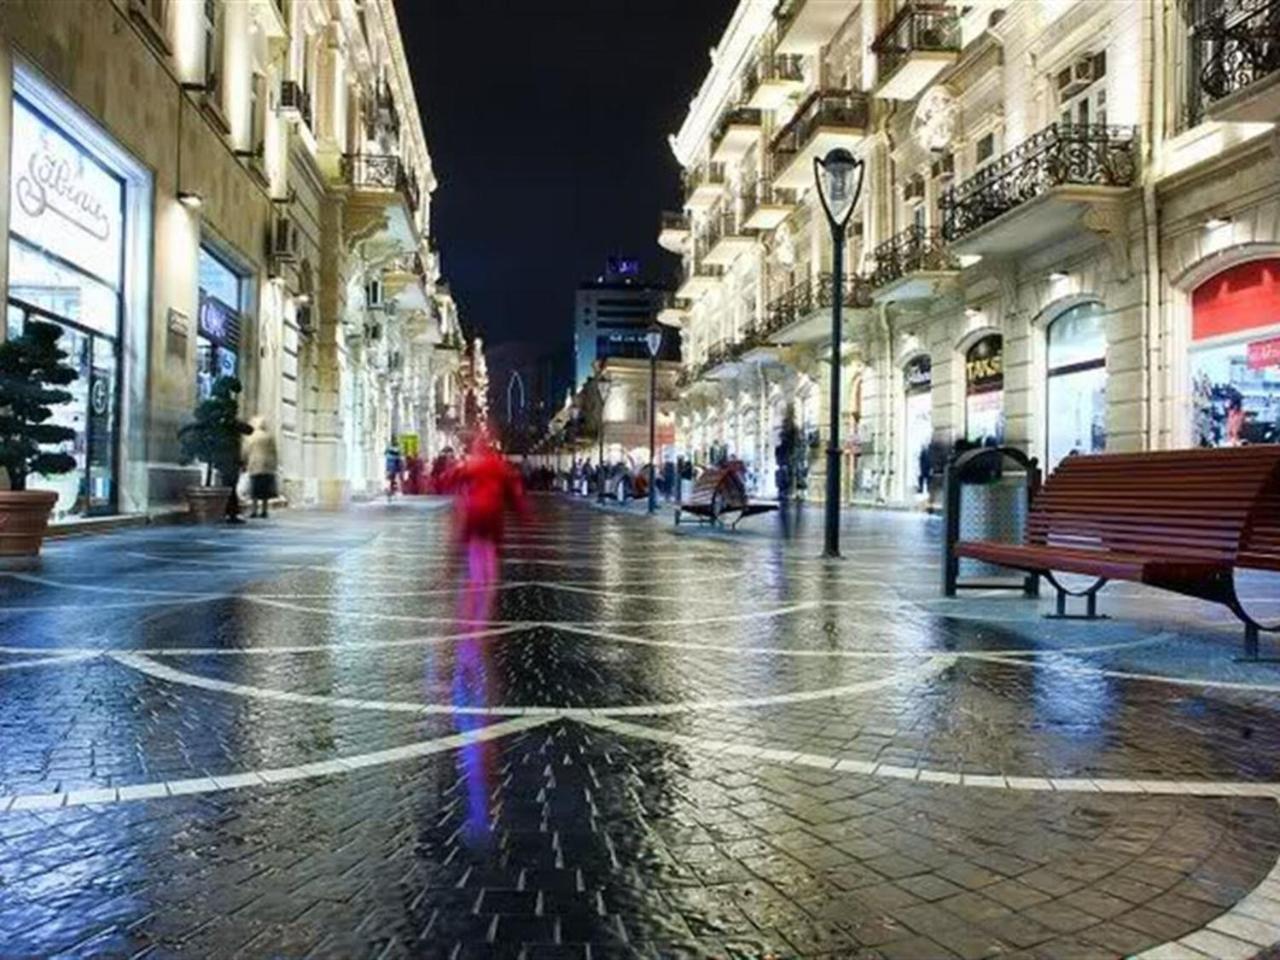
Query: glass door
[[7, 300, 120, 519]]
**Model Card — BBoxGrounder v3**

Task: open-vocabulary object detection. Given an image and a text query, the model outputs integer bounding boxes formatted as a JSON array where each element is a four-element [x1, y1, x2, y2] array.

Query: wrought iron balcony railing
[[871, 225, 958, 288], [940, 123, 1139, 242], [760, 274, 873, 339], [1192, 0, 1280, 108], [771, 90, 870, 167], [278, 80, 312, 129], [871, 3, 961, 88], [742, 53, 806, 103], [340, 154, 421, 212]]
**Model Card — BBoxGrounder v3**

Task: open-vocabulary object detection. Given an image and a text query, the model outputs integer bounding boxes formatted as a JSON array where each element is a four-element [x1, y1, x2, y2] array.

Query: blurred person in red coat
[[451, 434, 529, 592]]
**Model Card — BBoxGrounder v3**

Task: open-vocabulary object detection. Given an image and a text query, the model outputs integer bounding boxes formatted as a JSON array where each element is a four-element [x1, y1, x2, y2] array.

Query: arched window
[[1191, 259, 1280, 447], [1046, 302, 1107, 468], [964, 334, 1004, 446]]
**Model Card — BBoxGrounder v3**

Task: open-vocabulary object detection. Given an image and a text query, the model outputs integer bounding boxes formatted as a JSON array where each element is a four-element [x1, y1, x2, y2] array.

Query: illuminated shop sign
[[965, 334, 1003, 393], [1247, 335, 1280, 370], [9, 98, 124, 287], [199, 294, 240, 345]]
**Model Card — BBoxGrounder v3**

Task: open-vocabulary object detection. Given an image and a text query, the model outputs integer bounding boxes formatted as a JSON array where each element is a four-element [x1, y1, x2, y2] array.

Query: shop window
[[197, 246, 244, 401], [1191, 259, 1280, 447], [1046, 302, 1107, 469], [963, 334, 1004, 446], [903, 355, 932, 497], [6, 95, 128, 520]]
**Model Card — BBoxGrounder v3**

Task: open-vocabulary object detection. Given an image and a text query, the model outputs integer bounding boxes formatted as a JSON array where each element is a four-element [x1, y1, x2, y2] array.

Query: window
[[1191, 259, 1280, 447], [249, 73, 266, 156], [203, 0, 223, 93], [975, 132, 995, 167], [1058, 51, 1107, 127], [7, 95, 128, 520], [904, 356, 932, 497], [1046, 303, 1107, 468], [197, 246, 243, 401], [129, 0, 171, 54]]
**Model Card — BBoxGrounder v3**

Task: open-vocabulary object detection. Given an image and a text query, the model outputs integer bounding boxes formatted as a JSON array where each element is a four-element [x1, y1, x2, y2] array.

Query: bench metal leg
[[1042, 572, 1109, 621], [1221, 577, 1280, 662]]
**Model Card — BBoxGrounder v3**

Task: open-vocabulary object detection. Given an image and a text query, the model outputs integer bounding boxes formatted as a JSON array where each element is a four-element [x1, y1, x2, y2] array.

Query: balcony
[[744, 54, 807, 110], [774, 0, 854, 55], [872, 3, 961, 101], [657, 296, 692, 328], [742, 179, 797, 230], [770, 90, 870, 190], [759, 274, 873, 345], [676, 263, 725, 300], [1193, 0, 1280, 123], [340, 153, 421, 249], [702, 209, 757, 266], [684, 163, 728, 210], [940, 123, 1139, 255], [658, 210, 690, 254], [277, 80, 312, 129], [711, 107, 764, 163], [870, 225, 959, 302]]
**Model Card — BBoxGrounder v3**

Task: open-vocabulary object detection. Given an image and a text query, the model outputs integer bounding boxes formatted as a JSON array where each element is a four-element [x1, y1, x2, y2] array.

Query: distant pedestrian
[[385, 441, 404, 499], [244, 416, 279, 519]]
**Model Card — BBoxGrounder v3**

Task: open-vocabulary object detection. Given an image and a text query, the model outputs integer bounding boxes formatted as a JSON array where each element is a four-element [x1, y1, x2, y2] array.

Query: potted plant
[[178, 375, 252, 523], [0, 319, 78, 557]]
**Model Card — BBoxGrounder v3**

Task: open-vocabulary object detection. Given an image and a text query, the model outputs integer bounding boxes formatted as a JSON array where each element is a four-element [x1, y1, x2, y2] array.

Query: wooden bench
[[675, 465, 777, 529], [954, 446, 1280, 658]]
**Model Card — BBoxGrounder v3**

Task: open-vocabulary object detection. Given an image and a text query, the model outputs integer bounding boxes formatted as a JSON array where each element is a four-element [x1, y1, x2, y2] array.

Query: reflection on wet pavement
[[2, 496, 1280, 958]]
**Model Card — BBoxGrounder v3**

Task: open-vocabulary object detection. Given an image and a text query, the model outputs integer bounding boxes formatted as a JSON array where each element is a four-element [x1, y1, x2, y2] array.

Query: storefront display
[[1046, 302, 1107, 468], [6, 95, 125, 520], [964, 334, 1004, 447], [197, 247, 243, 401], [1191, 259, 1280, 447], [904, 355, 932, 498]]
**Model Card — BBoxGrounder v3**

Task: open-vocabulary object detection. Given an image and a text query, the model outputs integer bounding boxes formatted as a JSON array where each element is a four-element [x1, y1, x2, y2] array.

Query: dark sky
[[396, 1, 735, 353]]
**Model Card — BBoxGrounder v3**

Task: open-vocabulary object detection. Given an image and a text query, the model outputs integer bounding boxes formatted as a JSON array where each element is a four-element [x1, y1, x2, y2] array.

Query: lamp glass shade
[[645, 325, 664, 359], [814, 148, 863, 229]]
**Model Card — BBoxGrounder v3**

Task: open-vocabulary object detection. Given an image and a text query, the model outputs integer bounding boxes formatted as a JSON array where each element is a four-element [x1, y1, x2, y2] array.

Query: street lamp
[[814, 147, 865, 559], [645, 322, 665, 514], [595, 375, 613, 503]]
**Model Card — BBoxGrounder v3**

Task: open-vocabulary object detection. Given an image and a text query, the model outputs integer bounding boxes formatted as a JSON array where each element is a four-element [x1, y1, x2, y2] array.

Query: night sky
[[396, 1, 735, 353]]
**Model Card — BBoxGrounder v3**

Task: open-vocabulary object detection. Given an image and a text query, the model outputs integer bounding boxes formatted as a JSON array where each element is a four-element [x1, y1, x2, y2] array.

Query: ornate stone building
[[0, 0, 470, 519], [661, 0, 1280, 507]]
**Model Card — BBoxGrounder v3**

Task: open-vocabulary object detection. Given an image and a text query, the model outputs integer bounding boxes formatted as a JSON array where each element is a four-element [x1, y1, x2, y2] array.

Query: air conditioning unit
[[366, 278, 384, 309], [1057, 54, 1101, 100], [904, 176, 926, 206], [271, 216, 298, 262]]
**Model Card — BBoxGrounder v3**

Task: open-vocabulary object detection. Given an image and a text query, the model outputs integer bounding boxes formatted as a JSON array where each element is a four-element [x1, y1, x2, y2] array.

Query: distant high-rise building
[[573, 258, 675, 389]]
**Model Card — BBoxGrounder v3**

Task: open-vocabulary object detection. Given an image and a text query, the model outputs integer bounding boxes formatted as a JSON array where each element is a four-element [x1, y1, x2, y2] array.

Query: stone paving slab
[[0, 497, 1279, 958]]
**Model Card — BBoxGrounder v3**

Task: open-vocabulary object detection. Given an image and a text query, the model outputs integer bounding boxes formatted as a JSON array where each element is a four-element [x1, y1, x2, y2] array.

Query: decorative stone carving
[[1082, 201, 1133, 282], [912, 86, 960, 154]]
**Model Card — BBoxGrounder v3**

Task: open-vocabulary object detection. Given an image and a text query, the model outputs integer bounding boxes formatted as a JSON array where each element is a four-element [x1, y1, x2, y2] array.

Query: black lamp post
[[813, 147, 866, 559], [595, 375, 612, 503], [645, 322, 665, 514]]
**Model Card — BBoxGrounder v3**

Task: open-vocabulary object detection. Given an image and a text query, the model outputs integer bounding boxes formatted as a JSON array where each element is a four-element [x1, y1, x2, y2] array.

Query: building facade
[[0, 0, 469, 521], [573, 257, 675, 390], [661, 0, 1280, 507]]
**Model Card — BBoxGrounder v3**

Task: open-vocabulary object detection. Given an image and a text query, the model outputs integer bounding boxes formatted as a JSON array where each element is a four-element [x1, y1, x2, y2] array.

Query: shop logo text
[[15, 147, 112, 242]]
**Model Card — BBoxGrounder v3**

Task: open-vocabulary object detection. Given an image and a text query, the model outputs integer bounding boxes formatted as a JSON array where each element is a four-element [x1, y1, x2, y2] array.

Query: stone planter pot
[[0, 490, 58, 557], [186, 486, 230, 524]]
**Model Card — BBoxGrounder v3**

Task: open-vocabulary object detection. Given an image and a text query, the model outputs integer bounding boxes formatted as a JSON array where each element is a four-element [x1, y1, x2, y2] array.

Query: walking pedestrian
[[244, 416, 279, 519], [385, 440, 404, 500]]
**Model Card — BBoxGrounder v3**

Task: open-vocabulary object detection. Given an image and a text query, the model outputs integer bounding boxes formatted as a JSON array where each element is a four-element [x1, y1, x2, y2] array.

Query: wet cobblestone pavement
[[3, 496, 1280, 959]]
